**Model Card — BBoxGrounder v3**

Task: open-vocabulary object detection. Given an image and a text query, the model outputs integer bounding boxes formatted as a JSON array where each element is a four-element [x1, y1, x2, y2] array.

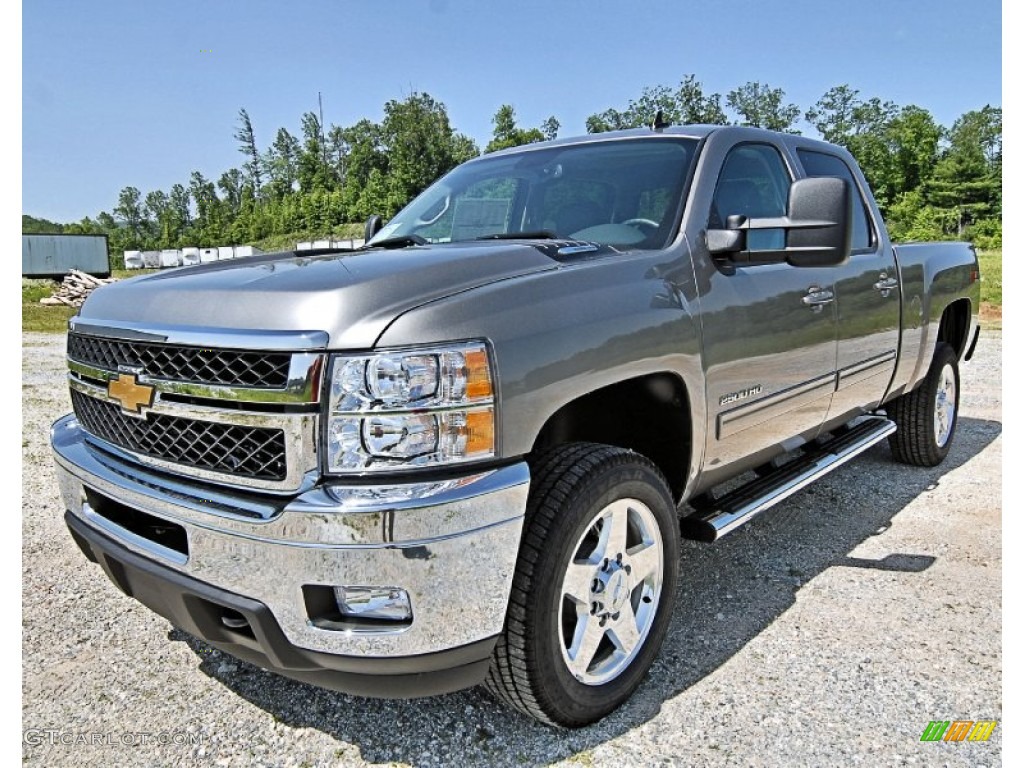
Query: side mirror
[[364, 214, 384, 242], [706, 177, 853, 267]]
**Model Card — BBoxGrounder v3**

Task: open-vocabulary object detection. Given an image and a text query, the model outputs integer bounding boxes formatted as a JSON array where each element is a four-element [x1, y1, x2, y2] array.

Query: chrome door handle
[[874, 273, 898, 297], [802, 286, 834, 313]]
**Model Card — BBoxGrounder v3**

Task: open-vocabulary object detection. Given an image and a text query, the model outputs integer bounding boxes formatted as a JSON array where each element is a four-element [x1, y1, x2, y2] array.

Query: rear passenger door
[[797, 149, 900, 420]]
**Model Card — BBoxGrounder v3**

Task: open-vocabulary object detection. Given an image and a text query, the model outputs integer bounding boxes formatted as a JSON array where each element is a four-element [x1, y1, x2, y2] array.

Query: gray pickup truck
[[52, 124, 980, 727]]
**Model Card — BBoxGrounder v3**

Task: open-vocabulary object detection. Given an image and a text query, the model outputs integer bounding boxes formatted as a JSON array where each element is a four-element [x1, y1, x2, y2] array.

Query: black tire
[[886, 342, 960, 467], [485, 443, 680, 727]]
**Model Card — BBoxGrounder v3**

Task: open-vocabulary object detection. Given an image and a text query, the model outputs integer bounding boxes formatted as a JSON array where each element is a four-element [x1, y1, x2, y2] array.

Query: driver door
[[694, 141, 839, 481]]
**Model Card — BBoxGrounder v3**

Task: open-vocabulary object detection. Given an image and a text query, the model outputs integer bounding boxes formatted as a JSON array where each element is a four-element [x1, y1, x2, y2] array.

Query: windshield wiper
[[473, 230, 559, 241], [362, 234, 427, 250]]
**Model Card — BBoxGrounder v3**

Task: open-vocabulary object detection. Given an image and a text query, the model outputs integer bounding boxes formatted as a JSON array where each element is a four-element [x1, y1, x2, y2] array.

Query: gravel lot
[[22, 330, 1002, 767]]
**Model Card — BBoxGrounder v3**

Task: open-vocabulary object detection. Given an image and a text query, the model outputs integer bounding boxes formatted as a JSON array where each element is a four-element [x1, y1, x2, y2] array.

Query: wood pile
[[38, 270, 118, 308]]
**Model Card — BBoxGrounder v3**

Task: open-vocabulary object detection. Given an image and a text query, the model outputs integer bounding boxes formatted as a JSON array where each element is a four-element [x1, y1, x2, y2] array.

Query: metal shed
[[22, 234, 110, 278]]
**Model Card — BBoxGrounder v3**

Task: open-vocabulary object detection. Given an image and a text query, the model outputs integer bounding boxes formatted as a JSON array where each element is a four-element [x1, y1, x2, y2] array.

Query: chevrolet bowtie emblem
[[108, 373, 155, 414]]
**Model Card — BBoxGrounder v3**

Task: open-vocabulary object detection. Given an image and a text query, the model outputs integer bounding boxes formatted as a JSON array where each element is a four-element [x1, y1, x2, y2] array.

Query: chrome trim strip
[[66, 381, 318, 492], [837, 351, 897, 390], [81, 501, 189, 566], [68, 353, 324, 405], [717, 373, 837, 440], [68, 318, 330, 351]]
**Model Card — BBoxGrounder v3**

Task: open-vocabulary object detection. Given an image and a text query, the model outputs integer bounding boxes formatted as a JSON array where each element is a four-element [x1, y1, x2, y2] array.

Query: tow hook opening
[[219, 607, 255, 638]]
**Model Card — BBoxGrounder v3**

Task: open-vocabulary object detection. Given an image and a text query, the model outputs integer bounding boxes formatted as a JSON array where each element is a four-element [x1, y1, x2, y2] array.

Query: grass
[[22, 278, 75, 333], [977, 248, 1001, 329], [977, 248, 1001, 305]]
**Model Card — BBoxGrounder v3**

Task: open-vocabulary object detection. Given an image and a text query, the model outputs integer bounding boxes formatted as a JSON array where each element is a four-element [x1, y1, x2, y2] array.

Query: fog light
[[334, 586, 412, 622]]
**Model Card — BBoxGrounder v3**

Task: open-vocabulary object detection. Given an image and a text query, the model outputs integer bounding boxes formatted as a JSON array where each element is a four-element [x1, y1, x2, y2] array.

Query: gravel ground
[[22, 331, 1002, 767]]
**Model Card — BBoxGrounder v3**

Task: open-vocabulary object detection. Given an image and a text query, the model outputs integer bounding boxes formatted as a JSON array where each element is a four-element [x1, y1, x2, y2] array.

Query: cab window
[[710, 144, 790, 251], [797, 149, 873, 250]]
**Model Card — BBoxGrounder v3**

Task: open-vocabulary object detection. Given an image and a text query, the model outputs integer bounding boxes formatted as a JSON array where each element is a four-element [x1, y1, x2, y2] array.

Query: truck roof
[[479, 123, 845, 160]]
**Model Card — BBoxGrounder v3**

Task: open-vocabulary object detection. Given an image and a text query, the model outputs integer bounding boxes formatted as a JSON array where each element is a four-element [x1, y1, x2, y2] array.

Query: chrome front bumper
[[51, 414, 528, 659]]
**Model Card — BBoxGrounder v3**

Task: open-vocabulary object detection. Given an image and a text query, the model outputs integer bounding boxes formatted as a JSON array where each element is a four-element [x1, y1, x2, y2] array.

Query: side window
[[797, 149, 873, 250], [710, 144, 791, 252]]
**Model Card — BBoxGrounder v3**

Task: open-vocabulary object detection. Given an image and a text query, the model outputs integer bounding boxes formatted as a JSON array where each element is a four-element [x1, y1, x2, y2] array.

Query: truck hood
[[78, 243, 559, 348]]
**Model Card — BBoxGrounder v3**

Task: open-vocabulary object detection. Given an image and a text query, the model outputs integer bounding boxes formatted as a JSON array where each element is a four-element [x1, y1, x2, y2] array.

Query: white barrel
[[181, 247, 200, 266], [218, 246, 234, 260], [123, 250, 143, 269], [159, 249, 182, 268], [141, 250, 161, 269], [199, 248, 219, 263]]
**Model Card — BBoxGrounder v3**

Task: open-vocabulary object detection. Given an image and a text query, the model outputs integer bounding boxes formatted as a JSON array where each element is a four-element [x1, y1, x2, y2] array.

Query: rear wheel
[[887, 342, 960, 466], [485, 443, 680, 727]]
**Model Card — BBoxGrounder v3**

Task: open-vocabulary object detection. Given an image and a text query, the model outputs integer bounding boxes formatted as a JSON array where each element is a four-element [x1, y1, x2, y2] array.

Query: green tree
[[22, 215, 65, 233], [726, 82, 800, 132], [143, 189, 171, 246], [218, 168, 245, 217], [339, 118, 387, 220], [297, 112, 332, 192], [925, 107, 1002, 236], [374, 92, 478, 216], [485, 105, 545, 153], [263, 128, 301, 200], [541, 116, 560, 141], [886, 105, 942, 197], [806, 86, 899, 209], [234, 108, 263, 198], [586, 75, 727, 132], [114, 186, 144, 247]]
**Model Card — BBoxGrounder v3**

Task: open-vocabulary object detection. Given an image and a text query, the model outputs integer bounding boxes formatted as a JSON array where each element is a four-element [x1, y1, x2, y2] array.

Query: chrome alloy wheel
[[557, 498, 664, 686], [934, 363, 957, 447]]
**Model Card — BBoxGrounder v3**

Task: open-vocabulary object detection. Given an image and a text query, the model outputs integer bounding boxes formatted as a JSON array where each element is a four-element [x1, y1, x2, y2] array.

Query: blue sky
[[23, 0, 1001, 222]]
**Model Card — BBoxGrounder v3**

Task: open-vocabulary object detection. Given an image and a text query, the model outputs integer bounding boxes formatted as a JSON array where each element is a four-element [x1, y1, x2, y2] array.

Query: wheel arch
[[530, 372, 692, 501], [937, 297, 973, 360]]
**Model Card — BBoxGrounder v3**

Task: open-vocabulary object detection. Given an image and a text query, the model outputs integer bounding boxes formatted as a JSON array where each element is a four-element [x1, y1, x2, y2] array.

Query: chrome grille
[[67, 333, 291, 388], [70, 390, 287, 481]]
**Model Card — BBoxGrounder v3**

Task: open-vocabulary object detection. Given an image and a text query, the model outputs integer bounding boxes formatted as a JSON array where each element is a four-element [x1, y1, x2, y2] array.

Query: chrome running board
[[680, 416, 897, 542]]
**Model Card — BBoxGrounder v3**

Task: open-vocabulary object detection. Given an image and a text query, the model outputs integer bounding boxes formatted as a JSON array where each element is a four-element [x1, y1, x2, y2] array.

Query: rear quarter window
[[796, 149, 873, 250]]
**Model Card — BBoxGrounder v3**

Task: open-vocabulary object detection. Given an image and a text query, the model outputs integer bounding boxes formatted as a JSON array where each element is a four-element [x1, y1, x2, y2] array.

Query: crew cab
[[51, 124, 980, 727]]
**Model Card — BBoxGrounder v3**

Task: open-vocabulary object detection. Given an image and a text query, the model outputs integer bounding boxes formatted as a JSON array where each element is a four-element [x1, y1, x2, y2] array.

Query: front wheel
[[485, 443, 680, 727], [886, 342, 960, 466]]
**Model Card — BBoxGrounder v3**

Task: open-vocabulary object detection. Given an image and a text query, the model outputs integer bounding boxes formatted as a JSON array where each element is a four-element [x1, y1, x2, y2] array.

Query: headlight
[[325, 342, 496, 473]]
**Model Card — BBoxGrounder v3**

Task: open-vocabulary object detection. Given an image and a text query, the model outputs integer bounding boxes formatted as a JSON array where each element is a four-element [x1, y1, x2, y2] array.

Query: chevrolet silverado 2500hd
[[52, 124, 980, 727]]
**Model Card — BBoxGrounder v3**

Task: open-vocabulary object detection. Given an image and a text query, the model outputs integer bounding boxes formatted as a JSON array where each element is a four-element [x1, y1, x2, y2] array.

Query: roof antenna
[[651, 110, 670, 132]]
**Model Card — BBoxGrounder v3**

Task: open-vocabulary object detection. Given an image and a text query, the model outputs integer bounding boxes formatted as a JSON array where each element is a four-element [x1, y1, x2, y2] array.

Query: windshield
[[369, 137, 699, 250]]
